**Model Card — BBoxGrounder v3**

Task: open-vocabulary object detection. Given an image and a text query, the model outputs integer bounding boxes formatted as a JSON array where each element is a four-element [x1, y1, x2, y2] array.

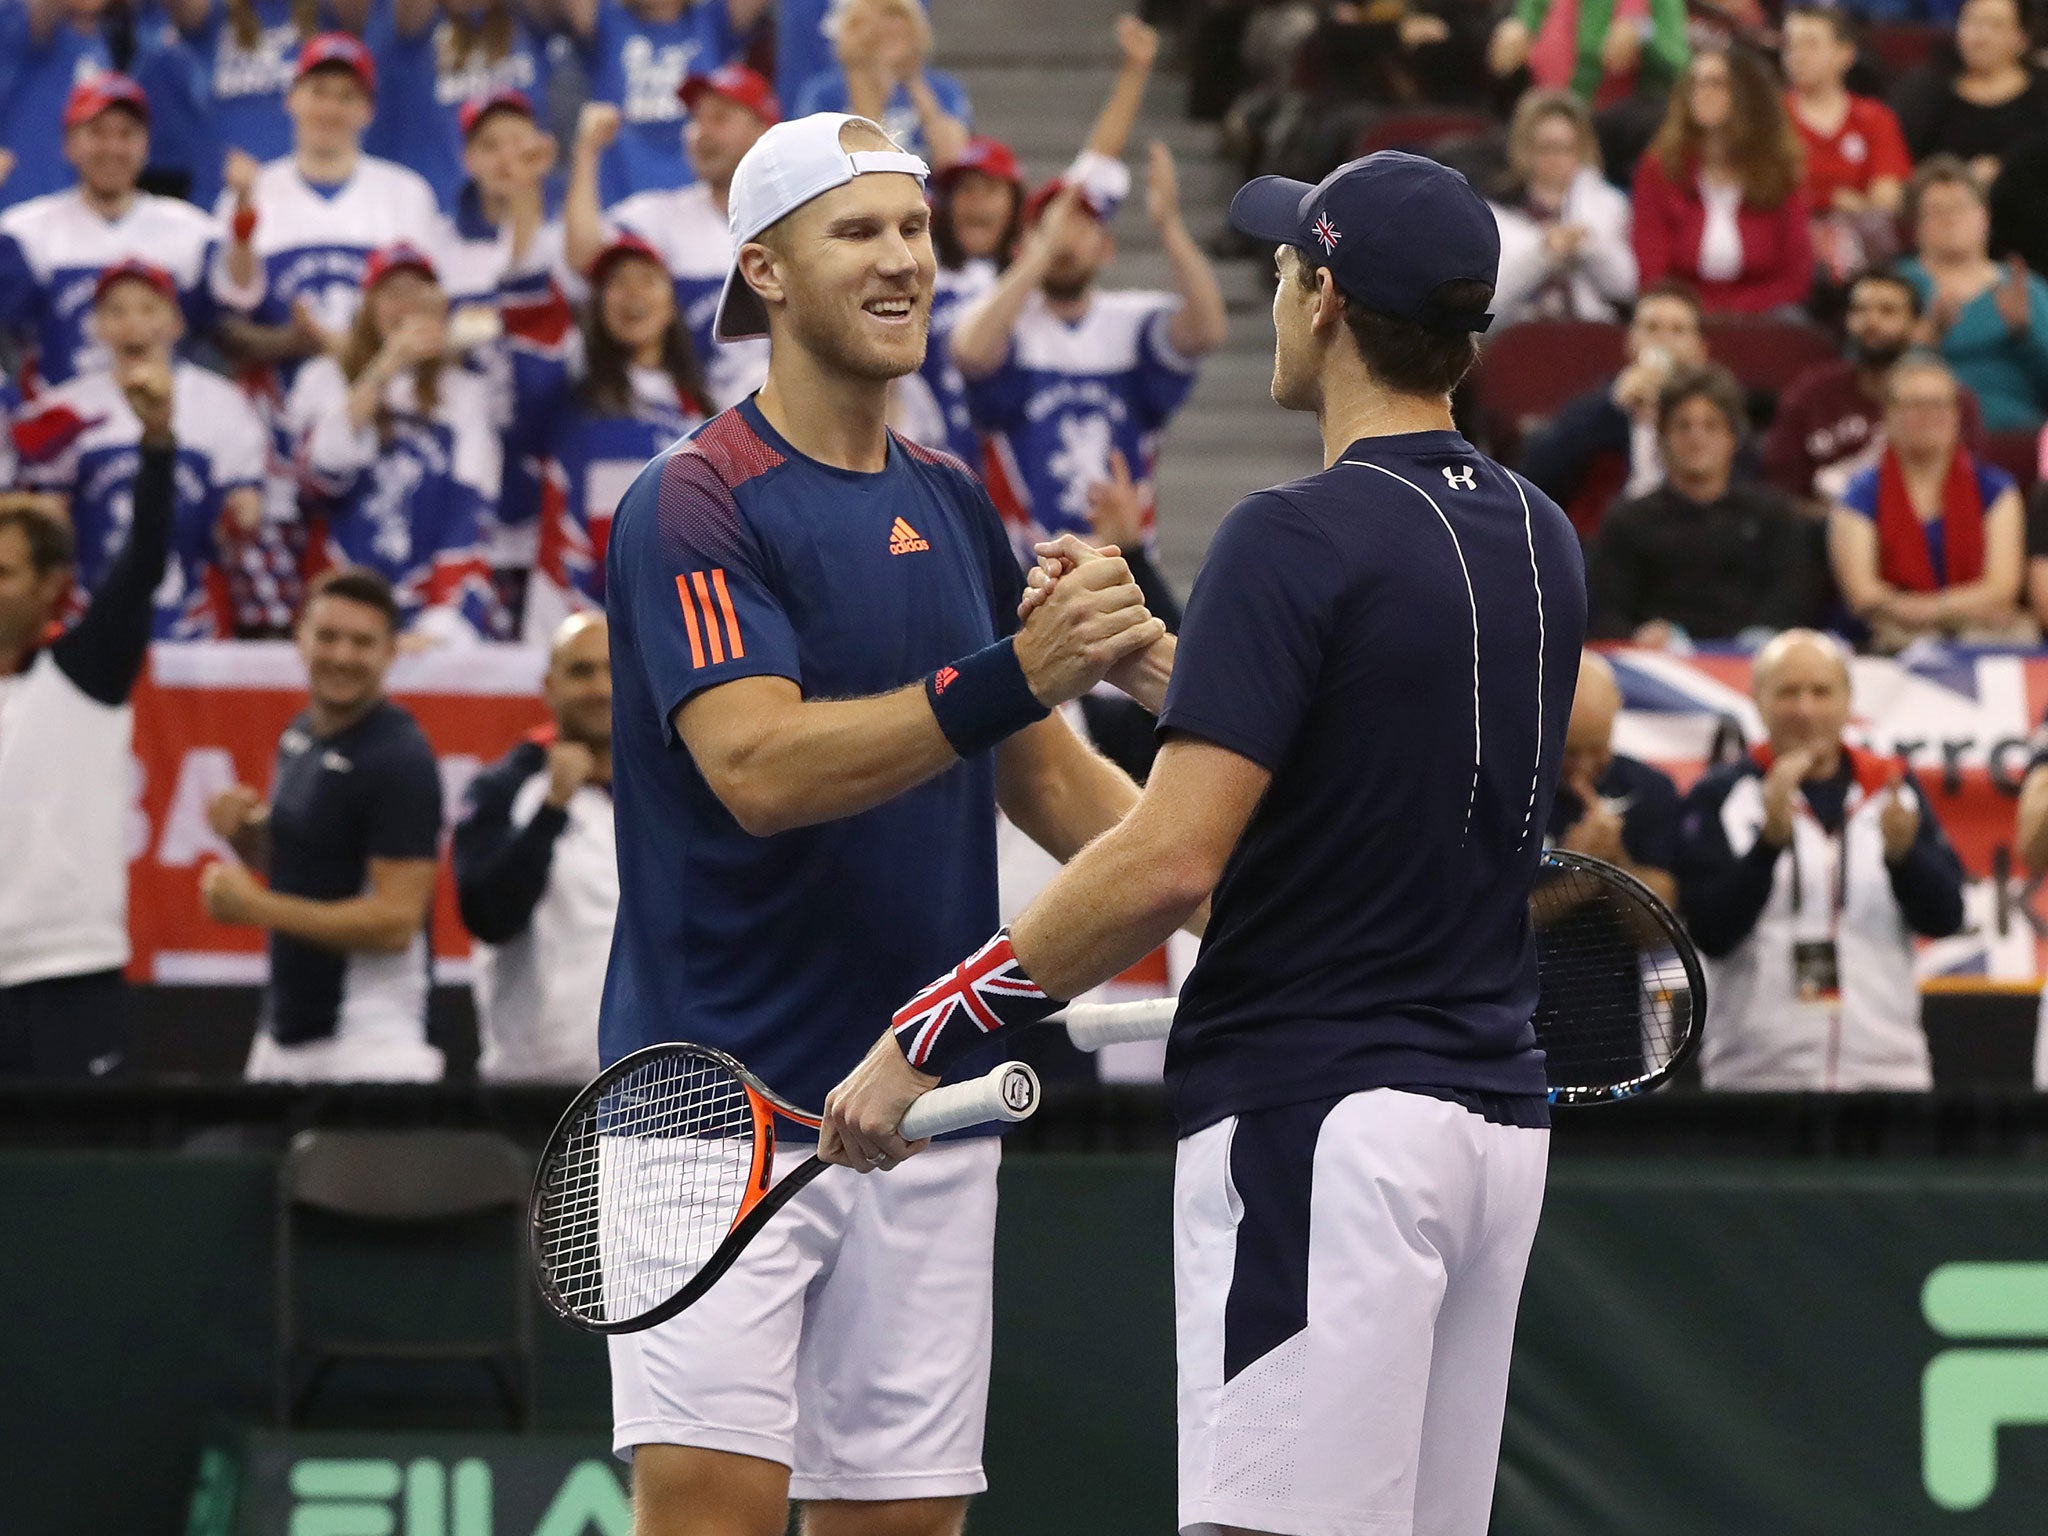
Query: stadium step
[[930, 3, 1317, 588]]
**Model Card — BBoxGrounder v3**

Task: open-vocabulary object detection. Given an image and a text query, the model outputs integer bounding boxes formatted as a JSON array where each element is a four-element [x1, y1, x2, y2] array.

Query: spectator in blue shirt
[[560, 0, 764, 202], [364, 0, 555, 211], [131, 0, 361, 208], [1827, 351, 2028, 647], [773, 0, 831, 106], [793, 0, 968, 167], [951, 144, 1229, 554], [0, 0, 116, 211], [203, 566, 447, 1083]]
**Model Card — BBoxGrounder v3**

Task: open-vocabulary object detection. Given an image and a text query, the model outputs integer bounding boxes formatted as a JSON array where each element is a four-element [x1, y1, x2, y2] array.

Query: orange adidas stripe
[[674, 575, 707, 668], [710, 568, 745, 659], [691, 571, 726, 663]]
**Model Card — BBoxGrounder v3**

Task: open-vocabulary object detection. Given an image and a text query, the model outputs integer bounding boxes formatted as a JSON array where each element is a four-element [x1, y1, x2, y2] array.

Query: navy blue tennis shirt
[[1158, 432, 1587, 1134], [600, 398, 1026, 1112], [264, 701, 442, 1044]]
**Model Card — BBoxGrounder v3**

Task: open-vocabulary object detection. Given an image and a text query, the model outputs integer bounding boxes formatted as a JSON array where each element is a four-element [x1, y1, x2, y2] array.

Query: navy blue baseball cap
[[1230, 151, 1498, 334]]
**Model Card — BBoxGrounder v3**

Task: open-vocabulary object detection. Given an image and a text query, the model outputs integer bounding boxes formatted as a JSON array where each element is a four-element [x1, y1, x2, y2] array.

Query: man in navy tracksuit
[[454, 614, 617, 1084]]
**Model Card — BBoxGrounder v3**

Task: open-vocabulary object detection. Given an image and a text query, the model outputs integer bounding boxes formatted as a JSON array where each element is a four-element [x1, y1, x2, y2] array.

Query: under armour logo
[[1311, 213, 1341, 254], [1442, 465, 1477, 491]]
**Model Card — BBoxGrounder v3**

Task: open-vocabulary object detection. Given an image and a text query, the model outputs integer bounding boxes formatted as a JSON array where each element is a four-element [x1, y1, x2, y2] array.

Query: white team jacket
[[1693, 754, 1958, 1090]]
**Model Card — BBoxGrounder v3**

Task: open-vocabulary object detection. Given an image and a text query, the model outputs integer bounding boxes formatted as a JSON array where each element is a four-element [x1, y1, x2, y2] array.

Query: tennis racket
[[1058, 849, 1705, 1106], [530, 1043, 1041, 1334]]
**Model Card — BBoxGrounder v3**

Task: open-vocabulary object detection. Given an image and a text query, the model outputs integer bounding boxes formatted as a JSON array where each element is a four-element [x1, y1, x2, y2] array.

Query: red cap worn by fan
[[93, 260, 178, 307], [678, 64, 780, 126], [1022, 176, 1113, 227], [935, 137, 1021, 189], [590, 231, 666, 287], [64, 75, 151, 131], [362, 243, 438, 289], [294, 33, 377, 95], [458, 87, 535, 139]]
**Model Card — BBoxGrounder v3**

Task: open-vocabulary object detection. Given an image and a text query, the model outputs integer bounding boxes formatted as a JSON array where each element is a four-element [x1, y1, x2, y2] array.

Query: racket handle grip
[[900, 1061, 1040, 1139], [1061, 998, 1177, 1050]]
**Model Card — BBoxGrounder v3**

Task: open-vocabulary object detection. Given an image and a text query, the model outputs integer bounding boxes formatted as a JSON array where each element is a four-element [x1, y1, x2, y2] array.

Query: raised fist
[[118, 358, 176, 440], [224, 148, 261, 206], [576, 102, 622, 156], [1115, 14, 1159, 70], [207, 784, 264, 842]]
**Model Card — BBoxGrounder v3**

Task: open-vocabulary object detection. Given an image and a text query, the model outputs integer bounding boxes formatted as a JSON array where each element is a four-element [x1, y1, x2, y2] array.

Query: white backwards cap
[[713, 112, 930, 342]]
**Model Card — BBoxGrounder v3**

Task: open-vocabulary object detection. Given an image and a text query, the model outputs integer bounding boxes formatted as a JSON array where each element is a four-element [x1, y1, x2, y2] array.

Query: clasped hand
[[1011, 536, 1164, 708]]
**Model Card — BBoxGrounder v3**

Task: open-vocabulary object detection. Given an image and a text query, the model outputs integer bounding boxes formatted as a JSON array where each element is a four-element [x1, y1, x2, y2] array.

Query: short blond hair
[[1507, 90, 1602, 185], [828, 0, 932, 56]]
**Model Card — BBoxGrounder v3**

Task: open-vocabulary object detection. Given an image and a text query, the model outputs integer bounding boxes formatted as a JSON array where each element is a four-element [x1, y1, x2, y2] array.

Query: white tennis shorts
[[609, 1136, 999, 1503], [1175, 1088, 1548, 1536]]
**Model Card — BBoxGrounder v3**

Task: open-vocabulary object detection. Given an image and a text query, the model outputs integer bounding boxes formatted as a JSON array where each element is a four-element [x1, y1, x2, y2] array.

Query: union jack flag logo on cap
[[1312, 212, 1341, 253]]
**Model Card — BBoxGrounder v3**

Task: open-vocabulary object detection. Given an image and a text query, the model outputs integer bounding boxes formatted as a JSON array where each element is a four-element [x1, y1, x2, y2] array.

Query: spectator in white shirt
[[437, 87, 563, 311], [951, 142, 1228, 553], [561, 64, 776, 409], [13, 261, 269, 639], [1489, 89, 1636, 328], [0, 364, 179, 1079], [213, 32, 444, 383]]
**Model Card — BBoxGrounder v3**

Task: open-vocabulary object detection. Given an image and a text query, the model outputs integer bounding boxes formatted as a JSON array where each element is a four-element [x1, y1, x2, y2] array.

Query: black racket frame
[[1536, 849, 1707, 1106]]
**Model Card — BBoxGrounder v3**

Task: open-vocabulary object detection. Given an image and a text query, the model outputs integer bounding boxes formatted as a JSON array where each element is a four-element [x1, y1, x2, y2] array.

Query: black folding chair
[[274, 1129, 536, 1428]]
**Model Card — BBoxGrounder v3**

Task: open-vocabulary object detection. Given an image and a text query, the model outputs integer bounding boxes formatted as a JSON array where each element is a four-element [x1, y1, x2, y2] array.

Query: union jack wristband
[[892, 929, 1062, 1073]]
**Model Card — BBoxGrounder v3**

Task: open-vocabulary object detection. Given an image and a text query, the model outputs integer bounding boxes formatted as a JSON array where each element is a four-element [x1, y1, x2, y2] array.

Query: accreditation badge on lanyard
[[1786, 800, 1850, 1005]]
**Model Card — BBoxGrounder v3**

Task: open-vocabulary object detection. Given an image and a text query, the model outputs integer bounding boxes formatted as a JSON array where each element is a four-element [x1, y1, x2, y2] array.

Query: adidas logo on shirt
[[889, 517, 930, 555]]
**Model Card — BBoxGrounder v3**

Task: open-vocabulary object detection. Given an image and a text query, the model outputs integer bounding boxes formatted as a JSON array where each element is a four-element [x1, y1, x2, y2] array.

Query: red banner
[[128, 643, 548, 983], [121, 643, 2048, 989]]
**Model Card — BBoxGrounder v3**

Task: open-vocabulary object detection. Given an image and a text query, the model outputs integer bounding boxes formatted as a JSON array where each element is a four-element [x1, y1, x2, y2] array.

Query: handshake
[[1010, 532, 1170, 710]]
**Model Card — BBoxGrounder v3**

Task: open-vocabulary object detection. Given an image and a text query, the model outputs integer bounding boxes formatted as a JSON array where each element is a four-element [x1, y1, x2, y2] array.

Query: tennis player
[[600, 112, 1167, 1536], [826, 152, 1588, 1536]]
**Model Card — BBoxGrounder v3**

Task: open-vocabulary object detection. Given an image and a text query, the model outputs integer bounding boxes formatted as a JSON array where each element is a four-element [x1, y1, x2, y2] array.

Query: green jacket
[[1513, 0, 1690, 102]]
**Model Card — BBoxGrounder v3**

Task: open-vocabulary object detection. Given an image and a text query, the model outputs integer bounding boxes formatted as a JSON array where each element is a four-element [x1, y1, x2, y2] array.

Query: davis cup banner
[[118, 643, 2048, 986], [128, 642, 547, 984]]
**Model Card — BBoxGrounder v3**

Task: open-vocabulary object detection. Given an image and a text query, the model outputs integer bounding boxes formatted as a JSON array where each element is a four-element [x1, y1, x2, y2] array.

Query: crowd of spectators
[[0, 0, 1229, 1087], [5, 0, 2048, 1095], [0, 0, 1221, 647], [1201, 0, 2048, 653], [11, 0, 2048, 655]]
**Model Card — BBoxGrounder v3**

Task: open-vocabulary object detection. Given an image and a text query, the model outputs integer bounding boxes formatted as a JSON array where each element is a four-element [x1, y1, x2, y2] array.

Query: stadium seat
[[1471, 320, 1628, 462], [274, 1130, 536, 1428], [1703, 318, 1839, 398], [1980, 431, 2042, 495], [1353, 110, 1500, 159], [1866, 24, 1947, 79]]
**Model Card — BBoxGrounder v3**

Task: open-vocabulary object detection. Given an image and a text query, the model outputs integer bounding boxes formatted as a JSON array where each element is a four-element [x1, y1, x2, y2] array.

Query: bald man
[[454, 614, 618, 1083], [1548, 651, 1679, 908], [1674, 629, 1963, 1091]]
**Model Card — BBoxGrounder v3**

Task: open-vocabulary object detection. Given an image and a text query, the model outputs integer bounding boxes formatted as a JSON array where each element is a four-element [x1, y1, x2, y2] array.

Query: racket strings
[[535, 1051, 759, 1325], [1530, 862, 1697, 1096]]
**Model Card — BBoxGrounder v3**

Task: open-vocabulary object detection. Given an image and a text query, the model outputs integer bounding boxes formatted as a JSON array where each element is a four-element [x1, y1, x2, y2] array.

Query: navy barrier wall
[[7, 1147, 2048, 1535]]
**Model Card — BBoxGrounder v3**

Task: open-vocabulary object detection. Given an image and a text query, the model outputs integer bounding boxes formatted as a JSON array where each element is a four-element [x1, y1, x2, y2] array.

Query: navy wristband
[[926, 636, 1048, 758], [893, 929, 1063, 1072]]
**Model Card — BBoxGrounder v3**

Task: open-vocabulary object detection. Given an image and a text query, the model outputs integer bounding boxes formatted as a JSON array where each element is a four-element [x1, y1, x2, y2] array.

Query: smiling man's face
[[753, 154, 936, 382]]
